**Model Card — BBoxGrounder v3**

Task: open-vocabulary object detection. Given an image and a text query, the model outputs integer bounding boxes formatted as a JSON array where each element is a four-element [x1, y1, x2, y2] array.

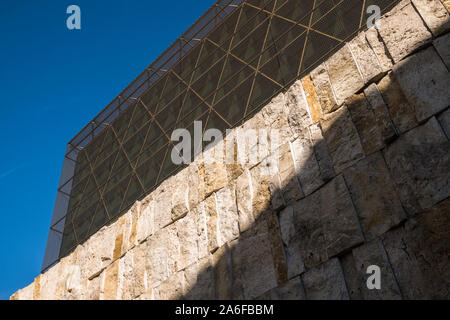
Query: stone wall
[[11, 0, 450, 300]]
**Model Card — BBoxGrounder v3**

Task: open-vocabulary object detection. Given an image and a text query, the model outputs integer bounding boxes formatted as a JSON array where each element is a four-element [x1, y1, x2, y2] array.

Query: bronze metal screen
[[43, 0, 401, 273]]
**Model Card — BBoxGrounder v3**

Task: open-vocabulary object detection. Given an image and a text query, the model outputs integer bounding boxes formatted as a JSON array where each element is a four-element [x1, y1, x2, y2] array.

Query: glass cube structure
[[43, 0, 401, 272]]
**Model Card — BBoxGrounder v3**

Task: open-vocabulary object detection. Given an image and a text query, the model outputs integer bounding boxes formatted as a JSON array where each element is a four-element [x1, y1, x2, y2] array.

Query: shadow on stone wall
[[175, 37, 450, 301]]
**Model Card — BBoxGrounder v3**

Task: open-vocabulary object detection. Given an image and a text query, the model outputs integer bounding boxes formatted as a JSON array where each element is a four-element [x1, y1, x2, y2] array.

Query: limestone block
[[326, 45, 365, 105], [175, 211, 199, 271], [348, 32, 384, 83], [412, 0, 450, 36], [152, 272, 184, 300], [310, 63, 338, 114], [37, 263, 62, 300], [320, 106, 365, 174], [301, 75, 323, 123], [346, 93, 384, 155], [261, 92, 293, 149], [343, 152, 406, 241], [201, 144, 229, 197], [76, 223, 117, 281], [183, 255, 215, 300], [302, 258, 349, 300], [339, 253, 363, 300], [118, 246, 147, 300], [84, 271, 104, 300], [433, 32, 450, 69], [377, 72, 418, 134], [383, 200, 450, 299], [268, 173, 285, 210], [291, 176, 363, 268], [136, 197, 154, 244], [248, 163, 272, 218], [146, 225, 180, 288], [236, 169, 256, 232], [393, 46, 450, 122], [383, 117, 450, 212], [103, 260, 120, 300], [266, 211, 288, 284], [231, 222, 279, 299], [283, 80, 313, 139], [203, 194, 219, 253], [194, 202, 209, 260], [215, 185, 240, 247], [291, 133, 324, 196], [365, 27, 393, 72], [364, 83, 398, 144], [352, 241, 402, 300], [309, 123, 335, 181], [279, 206, 305, 278], [377, 1, 432, 63], [223, 129, 244, 182], [438, 108, 450, 139], [258, 277, 306, 300], [152, 178, 174, 230], [212, 244, 233, 300], [277, 143, 304, 204], [238, 112, 266, 168]]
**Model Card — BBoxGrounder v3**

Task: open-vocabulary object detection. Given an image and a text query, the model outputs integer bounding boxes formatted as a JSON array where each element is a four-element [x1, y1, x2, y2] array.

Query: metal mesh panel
[[43, 0, 401, 273]]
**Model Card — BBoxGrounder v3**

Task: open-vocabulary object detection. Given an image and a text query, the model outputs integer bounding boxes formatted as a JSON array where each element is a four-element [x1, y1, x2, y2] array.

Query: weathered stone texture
[[326, 45, 365, 105], [320, 106, 365, 173], [309, 123, 335, 181], [377, 72, 418, 134], [283, 80, 313, 139], [364, 83, 398, 144], [183, 256, 215, 300], [412, 0, 450, 36], [343, 152, 406, 241], [352, 241, 402, 300], [377, 1, 432, 63], [290, 133, 324, 196], [279, 206, 305, 279], [301, 75, 323, 123], [302, 259, 349, 300], [438, 108, 450, 139], [383, 199, 450, 299], [348, 32, 384, 83], [433, 32, 450, 70], [215, 186, 240, 248], [365, 27, 394, 72], [258, 277, 306, 300], [310, 63, 338, 114], [384, 117, 450, 212], [346, 93, 384, 155], [231, 219, 279, 299], [393, 46, 450, 122], [289, 176, 364, 269]]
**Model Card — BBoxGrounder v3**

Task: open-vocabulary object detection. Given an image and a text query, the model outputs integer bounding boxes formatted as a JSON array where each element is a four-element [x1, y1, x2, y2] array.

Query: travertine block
[[412, 0, 450, 36], [302, 258, 349, 300], [377, 72, 418, 134], [348, 32, 384, 83], [364, 83, 398, 144], [384, 117, 450, 212], [352, 241, 402, 300], [346, 93, 384, 155], [326, 45, 365, 105], [377, 1, 432, 63], [343, 152, 406, 240], [320, 106, 365, 174], [310, 63, 338, 114], [393, 46, 450, 122], [433, 32, 450, 69]]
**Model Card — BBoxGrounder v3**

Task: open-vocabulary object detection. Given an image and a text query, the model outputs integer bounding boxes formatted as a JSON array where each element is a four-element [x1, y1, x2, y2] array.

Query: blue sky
[[0, 0, 213, 300]]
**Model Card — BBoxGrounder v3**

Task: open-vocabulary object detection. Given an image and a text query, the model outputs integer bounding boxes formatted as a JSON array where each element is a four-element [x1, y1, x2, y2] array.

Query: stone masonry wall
[[12, 0, 450, 300]]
